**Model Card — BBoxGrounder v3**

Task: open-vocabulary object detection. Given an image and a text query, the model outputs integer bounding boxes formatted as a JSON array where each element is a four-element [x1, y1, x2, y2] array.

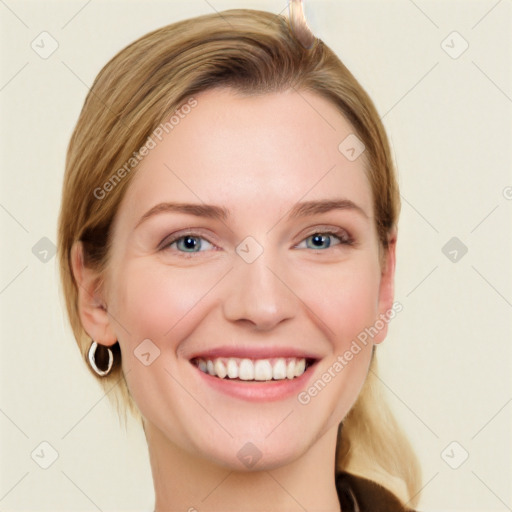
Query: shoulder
[[335, 471, 417, 512]]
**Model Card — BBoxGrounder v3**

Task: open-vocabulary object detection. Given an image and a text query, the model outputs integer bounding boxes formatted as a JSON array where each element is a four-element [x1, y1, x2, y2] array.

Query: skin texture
[[72, 87, 397, 511]]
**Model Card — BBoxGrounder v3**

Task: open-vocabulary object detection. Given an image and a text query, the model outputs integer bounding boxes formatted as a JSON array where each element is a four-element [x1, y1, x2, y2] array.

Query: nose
[[221, 248, 296, 331]]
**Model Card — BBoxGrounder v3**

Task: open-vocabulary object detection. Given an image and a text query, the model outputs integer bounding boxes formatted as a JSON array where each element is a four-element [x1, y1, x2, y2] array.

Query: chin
[[200, 410, 327, 469], [198, 434, 313, 473]]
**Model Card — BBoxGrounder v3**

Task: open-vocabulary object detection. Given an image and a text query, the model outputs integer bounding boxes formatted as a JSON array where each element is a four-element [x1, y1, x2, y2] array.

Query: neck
[[144, 421, 342, 512]]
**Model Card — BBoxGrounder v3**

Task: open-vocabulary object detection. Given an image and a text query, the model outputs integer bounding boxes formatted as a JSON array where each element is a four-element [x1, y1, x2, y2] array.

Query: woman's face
[[100, 87, 395, 470]]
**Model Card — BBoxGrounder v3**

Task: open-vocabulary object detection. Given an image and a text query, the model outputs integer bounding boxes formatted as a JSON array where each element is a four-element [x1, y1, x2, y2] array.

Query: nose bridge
[[221, 240, 296, 330]]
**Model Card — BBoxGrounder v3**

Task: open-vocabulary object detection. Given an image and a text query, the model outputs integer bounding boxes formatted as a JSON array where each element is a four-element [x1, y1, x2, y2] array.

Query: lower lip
[[191, 362, 317, 402]]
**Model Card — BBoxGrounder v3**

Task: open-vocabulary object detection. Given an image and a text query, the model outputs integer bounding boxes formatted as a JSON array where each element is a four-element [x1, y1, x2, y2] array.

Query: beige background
[[1, 0, 511, 510]]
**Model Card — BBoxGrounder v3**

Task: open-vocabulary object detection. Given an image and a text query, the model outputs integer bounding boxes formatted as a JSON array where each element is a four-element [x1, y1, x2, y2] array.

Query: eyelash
[[159, 228, 354, 258]]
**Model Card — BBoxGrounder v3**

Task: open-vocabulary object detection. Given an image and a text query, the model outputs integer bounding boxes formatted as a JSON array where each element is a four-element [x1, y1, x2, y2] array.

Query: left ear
[[373, 228, 397, 345]]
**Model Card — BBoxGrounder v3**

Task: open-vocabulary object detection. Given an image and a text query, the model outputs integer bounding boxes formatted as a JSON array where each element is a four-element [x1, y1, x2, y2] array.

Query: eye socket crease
[[134, 198, 370, 233]]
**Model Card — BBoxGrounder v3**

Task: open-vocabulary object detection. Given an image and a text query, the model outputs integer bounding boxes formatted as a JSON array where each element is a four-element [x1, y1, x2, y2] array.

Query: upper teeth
[[195, 357, 307, 381]]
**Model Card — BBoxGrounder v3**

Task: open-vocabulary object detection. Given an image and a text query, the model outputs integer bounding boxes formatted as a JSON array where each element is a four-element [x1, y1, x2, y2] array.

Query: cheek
[[291, 257, 381, 432], [112, 260, 214, 345], [297, 255, 381, 345]]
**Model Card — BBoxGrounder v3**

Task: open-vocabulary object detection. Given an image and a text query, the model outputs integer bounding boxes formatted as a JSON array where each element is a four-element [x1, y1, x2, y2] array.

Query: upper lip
[[188, 345, 321, 361]]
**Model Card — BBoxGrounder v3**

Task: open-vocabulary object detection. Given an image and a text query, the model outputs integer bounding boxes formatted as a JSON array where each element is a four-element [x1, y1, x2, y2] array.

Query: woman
[[58, 6, 422, 511]]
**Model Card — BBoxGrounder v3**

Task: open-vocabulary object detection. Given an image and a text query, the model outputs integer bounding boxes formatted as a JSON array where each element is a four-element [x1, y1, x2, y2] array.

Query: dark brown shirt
[[336, 471, 416, 511], [150, 471, 416, 511]]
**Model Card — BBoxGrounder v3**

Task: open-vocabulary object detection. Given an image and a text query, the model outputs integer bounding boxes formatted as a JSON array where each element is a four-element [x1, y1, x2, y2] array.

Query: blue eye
[[306, 233, 336, 249], [163, 235, 215, 254], [297, 230, 353, 250], [161, 229, 353, 257]]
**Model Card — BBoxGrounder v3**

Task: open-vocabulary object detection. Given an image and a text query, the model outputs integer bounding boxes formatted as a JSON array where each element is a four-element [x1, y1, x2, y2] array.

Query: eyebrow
[[134, 198, 369, 229]]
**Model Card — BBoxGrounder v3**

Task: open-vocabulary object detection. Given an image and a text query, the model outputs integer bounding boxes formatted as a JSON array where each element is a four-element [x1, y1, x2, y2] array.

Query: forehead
[[116, 87, 373, 229]]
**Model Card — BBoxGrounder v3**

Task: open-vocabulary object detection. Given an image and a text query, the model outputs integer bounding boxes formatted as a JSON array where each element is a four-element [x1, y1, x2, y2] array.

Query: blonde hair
[[57, 8, 421, 507]]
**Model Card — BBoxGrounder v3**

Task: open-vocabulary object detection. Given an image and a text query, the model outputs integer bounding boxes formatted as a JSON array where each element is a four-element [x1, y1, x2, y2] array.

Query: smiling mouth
[[191, 356, 317, 382]]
